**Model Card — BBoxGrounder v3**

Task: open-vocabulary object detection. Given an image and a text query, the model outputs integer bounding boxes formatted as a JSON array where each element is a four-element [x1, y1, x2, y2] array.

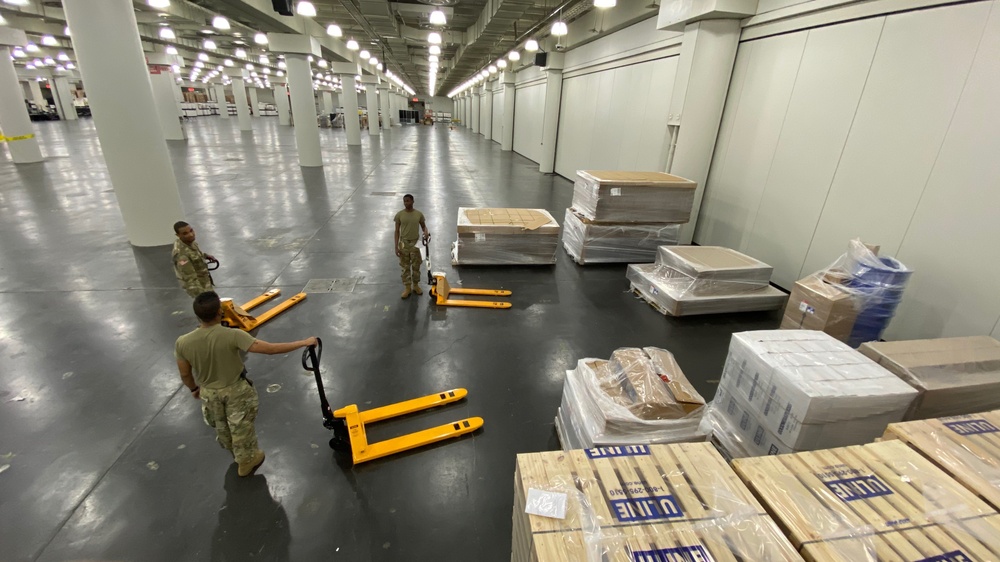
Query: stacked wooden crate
[[511, 443, 802, 562]]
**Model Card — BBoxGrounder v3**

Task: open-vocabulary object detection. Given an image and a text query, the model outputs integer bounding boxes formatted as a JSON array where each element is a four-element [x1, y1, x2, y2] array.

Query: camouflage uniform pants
[[201, 378, 259, 464], [184, 278, 215, 299], [398, 239, 422, 287]]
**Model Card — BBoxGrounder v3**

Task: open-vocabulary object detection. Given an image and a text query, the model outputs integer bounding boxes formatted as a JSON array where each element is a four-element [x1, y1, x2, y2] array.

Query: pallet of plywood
[[732, 440, 1000, 562], [511, 443, 802, 562], [882, 410, 1000, 512]]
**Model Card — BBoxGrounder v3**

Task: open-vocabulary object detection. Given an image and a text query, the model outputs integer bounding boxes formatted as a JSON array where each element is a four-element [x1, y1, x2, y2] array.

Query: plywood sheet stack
[[627, 246, 788, 316], [562, 171, 694, 265], [511, 443, 803, 562], [707, 330, 918, 458], [452, 207, 559, 265], [733, 440, 1000, 562], [451, 208, 560, 265], [883, 410, 1000, 512]]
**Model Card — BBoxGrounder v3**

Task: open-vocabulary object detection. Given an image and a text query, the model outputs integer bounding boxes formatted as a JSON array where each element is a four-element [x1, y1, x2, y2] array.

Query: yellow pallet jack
[[220, 289, 307, 332], [424, 238, 512, 309], [303, 339, 483, 465]]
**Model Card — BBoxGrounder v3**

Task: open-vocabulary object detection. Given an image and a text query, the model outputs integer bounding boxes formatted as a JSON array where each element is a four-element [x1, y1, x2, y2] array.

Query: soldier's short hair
[[174, 221, 190, 234], [193, 291, 221, 322], [403, 194, 414, 201]]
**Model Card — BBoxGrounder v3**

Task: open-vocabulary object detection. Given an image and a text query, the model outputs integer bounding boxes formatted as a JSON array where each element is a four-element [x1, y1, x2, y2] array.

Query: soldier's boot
[[238, 449, 266, 477], [401, 286, 411, 299], [412, 284, 423, 295]]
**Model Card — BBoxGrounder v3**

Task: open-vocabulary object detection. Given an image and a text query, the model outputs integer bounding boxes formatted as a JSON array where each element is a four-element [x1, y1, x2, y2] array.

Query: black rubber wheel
[[329, 437, 351, 451]]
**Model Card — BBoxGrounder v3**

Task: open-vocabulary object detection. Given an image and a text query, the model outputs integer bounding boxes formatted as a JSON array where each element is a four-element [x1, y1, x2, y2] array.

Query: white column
[[61, 0, 184, 246], [229, 76, 252, 130], [273, 83, 290, 125], [666, 19, 743, 243], [501, 72, 515, 151], [52, 76, 78, 121], [470, 91, 480, 134], [284, 53, 322, 166], [248, 87, 260, 116], [465, 95, 472, 129], [330, 91, 339, 110], [147, 55, 183, 140], [0, 34, 44, 163], [377, 85, 389, 129], [538, 53, 565, 174], [27, 79, 46, 107], [362, 77, 379, 136], [332, 62, 362, 145], [213, 83, 229, 118], [321, 90, 333, 114], [482, 82, 493, 140]]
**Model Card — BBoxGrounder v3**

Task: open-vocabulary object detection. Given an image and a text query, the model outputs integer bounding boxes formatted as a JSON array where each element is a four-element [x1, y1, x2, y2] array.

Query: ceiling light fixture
[[224, 59, 234, 66], [57, 52, 70, 61], [428, 55, 438, 63], [359, 49, 370, 59], [276, 70, 284, 77], [212, 15, 230, 30], [25, 42, 39, 53], [428, 45, 441, 56], [11, 48, 25, 58], [254, 32, 268, 45], [552, 21, 568, 36], [43, 56, 55, 66], [427, 32, 442, 45], [377, 63, 383, 71], [497, 59, 507, 68], [203, 39, 217, 49], [508, 50, 520, 61], [278, 61, 287, 69], [41, 35, 58, 46], [326, 24, 342, 37], [25, 63, 35, 69], [66, 63, 76, 69], [296, 1, 316, 17], [259, 55, 269, 64], [488, 65, 497, 74], [525, 39, 538, 52], [246, 63, 254, 70], [166, 45, 178, 55], [235, 48, 247, 58], [159, 28, 176, 40], [318, 59, 328, 68], [195, 61, 205, 68], [369, 57, 378, 66], [346, 38, 359, 50], [147, 0, 170, 7], [429, 10, 446, 26], [594, 0, 616, 7], [64, 26, 70, 36]]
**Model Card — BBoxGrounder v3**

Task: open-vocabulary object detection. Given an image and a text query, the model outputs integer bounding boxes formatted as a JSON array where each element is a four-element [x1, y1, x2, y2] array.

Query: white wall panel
[[492, 90, 503, 142], [513, 83, 544, 163], [694, 32, 806, 251], [479, 93, 490, 133], [742, 18, 883, 288], [801, 2, 990, 273], [554, 56, 678, 179], [888, 2, 1000, 339]]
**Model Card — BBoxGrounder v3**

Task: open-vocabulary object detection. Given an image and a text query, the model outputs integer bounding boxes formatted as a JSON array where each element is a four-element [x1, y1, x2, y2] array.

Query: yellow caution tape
[[0, 132, 35, 143]]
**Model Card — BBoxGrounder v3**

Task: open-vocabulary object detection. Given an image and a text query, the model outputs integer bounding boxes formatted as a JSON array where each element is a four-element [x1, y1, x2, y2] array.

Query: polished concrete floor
[[0, 116, 782, 561]]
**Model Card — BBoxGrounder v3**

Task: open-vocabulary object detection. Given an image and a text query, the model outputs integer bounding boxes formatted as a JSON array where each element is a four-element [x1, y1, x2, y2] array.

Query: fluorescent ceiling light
[[147, 0, 170, 8], [346, 39, 359, 50], [594, 0, 616, 7], [428, 45, 441, 56], [159, 28, 175, 40], [165, 45, 178, 55], [41, 35, 58, 46], [296, 1, 316, 17], [524, 39, 538, 52], [203, 39, 217, 49], [429, 10, 446, 26], [326, 24, 342, 37], [254, 32, 268, 45], [212, 16, 230, 30]]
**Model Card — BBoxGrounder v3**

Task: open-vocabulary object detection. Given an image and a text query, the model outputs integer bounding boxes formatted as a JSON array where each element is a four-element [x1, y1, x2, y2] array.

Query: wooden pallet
[[630, 284, 671, 316], [883, 410, 1000, 511], [511, 443, 801, 562], [733, 440, 1000, 562]]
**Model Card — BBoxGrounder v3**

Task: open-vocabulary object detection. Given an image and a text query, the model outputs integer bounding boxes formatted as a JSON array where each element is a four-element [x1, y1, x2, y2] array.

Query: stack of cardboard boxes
[[451, 207, 561, 265], [561, 171, 695, 264], [708, 330, 918, 458], [556, 347, 708, 449], [627, 246, 788, 316]]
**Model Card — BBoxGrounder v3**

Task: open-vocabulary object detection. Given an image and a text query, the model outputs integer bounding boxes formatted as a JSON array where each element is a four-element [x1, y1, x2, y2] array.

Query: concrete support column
[[538, 53, 565, 174], [213, 83, 229, 118], [466, 95, 473, 129], [52, 76, 79, 121], [330, 91, 339, 111], [273, 83, 290, 124], [282, 50, 322, 166], [361, 76, 379, 136], [227, 74, 252, 130], [501, 72, 515, 151], [248, 87, 260, 116], [482, 82, 493, 140], [321, 90, 333, 115], [470, 91, 480, 134], [27, 79, 46, 107], [0, 31, 44, 163], [331, 62, 362, 145], [377, 84, 389, 129], [61, 0, 184, 246], [665, 18, 743, 243], [147, 54, 183, 140]]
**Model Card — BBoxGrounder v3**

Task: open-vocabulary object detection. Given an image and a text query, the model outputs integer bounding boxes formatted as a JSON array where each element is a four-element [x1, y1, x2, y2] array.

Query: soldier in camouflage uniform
[[393, 194, 431, 299], [173, 221, 216, 298], [175, 291, 318, 477]]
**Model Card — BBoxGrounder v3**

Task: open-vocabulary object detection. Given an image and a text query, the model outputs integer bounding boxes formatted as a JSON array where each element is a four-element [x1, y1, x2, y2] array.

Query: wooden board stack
[[511, 443, 802, 562], [883, 410, 1000, 511], [733, 440, 1000, 562], [452, 207, 561, 265]]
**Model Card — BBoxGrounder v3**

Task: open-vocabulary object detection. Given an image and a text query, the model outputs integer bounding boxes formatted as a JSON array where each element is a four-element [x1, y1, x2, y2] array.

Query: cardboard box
[[605, 348, 705, 420], [733, 440, 1000, 562], [571, 170, 697, 223], [452, 207, 560, 265], [561, 208, 680, 265], [627, 264, 787, 316], [780, 275, 859, 343], [883, 410, 1000, 511], [711, 384, 795, 458], [859, 336, 1000, 419], [656, 246, 773, 284], [511, 443, 802, 562], [718, 330, 917, 450]]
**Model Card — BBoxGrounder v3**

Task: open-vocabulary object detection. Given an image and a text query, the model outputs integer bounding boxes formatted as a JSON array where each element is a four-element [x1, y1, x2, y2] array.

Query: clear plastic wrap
[[556, 350, 708, 449], [512, 443, 804, 562], [859, 336, 1000, 420], [627, 263, 788, 316], [451, 207, 559, 265], [561, 208, 680, 265], [883, 410, 1000, 511], [732, 440, 1000, 562], [709, 330, 918, 456], [781, 239, 913, 348], [571, 170, 696, 224]]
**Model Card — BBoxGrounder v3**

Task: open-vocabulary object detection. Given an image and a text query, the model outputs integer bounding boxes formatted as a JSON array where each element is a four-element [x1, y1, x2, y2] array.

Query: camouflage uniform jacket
[[173, 239, 213, 298]]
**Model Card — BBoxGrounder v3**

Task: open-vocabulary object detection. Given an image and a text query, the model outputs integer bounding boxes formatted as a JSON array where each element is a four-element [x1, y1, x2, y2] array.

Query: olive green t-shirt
[[175, 324, 257, 389], [394, 209, 425, 243]]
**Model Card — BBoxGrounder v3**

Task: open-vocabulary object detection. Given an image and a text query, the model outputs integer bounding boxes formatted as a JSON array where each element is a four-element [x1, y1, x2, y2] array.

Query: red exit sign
[[412, 97, 418, 102]]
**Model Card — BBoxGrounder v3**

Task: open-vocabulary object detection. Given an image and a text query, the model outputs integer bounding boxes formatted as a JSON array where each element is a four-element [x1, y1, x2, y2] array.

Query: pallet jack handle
[[302, 338, 337, 429], [422, 235, 433, 286], [206, 257, 220, 271]]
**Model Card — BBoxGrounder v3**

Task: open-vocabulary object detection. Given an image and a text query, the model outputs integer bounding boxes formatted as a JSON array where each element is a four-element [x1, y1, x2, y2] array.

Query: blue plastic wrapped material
[[837, 240, 913, 347]]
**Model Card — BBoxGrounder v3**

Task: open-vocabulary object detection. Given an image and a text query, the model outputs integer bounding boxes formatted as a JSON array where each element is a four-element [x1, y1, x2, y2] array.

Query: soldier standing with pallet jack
[[394, 194, 431, 299], [172, 221, 216, 298]]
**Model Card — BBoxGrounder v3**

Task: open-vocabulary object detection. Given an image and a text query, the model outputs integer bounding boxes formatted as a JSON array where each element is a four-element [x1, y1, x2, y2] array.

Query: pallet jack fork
[[303, 339, 484, 465], [220, 289, 307, 332], [424, 238, 512, 309]]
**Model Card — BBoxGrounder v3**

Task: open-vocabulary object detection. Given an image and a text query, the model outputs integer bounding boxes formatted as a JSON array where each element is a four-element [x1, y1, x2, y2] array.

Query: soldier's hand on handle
[[304, 336, 319, 348], [205, 254, 216, 261], [395, 248, 402, 257]]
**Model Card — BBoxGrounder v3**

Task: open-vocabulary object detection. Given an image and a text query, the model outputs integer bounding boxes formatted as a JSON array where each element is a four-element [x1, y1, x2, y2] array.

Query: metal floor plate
[[302, 278, 361, 293]]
